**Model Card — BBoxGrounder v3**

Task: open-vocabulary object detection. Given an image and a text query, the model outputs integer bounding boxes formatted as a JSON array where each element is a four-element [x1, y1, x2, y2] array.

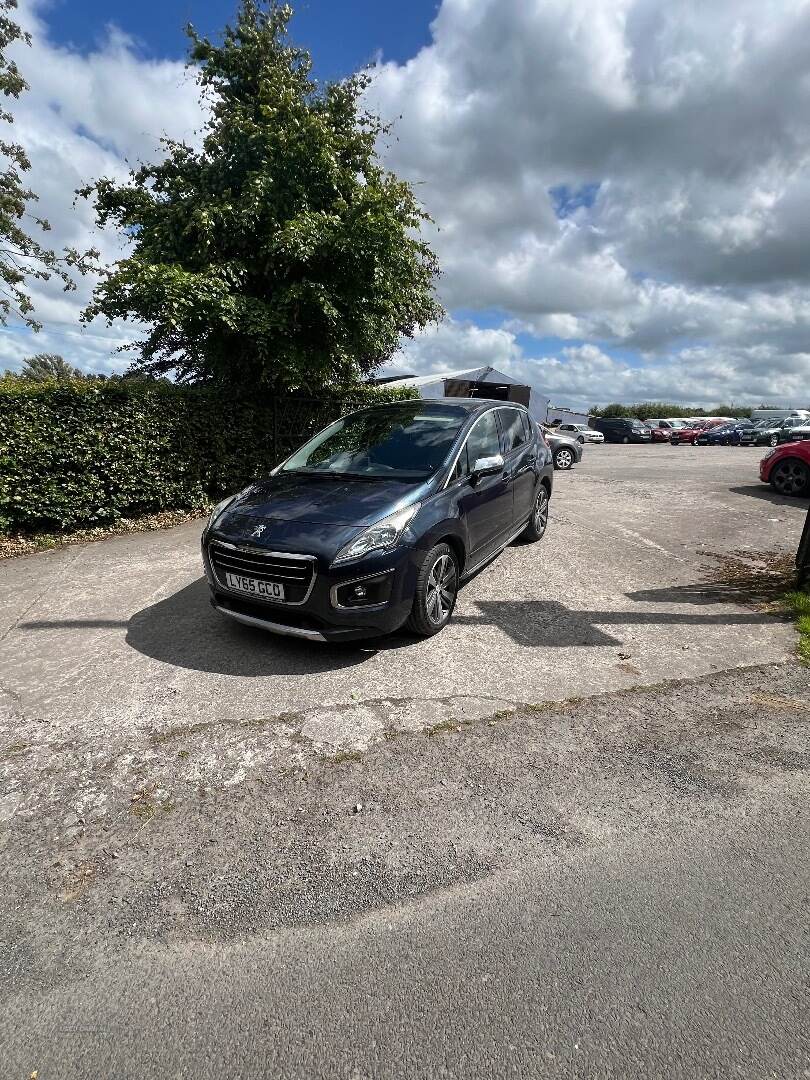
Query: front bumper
[[202, 538, 419, 642]]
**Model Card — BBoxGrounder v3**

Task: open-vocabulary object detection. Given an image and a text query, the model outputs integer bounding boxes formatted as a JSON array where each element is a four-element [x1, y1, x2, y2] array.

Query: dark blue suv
[[202, 399, 553, 641]]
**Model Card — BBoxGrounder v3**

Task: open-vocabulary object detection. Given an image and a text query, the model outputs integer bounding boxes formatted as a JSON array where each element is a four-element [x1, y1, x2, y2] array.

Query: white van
[[751, 408, 810, 423], [644, 418, 686, 430]]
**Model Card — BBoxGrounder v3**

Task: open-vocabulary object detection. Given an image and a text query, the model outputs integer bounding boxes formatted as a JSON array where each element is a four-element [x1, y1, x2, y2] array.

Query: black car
[[591, 417, 652, 443], [202, 399, 553, 641]]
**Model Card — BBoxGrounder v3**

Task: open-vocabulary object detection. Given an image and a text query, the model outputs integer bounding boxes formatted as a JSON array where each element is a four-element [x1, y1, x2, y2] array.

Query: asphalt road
[[1, 445, 809, 1078]]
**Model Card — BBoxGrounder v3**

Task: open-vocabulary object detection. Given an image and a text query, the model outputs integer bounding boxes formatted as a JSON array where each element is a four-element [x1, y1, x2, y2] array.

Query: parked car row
[[741, 416, 810, 447], [576, 411, 810, 447]]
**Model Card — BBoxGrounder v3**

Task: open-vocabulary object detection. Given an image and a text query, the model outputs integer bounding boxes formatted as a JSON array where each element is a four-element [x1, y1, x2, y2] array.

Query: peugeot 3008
[[201, 399, 553, 641]]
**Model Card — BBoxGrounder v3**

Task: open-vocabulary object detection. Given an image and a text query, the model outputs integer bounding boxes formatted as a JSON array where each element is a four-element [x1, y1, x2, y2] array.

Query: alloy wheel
[[425, 554, 457, 625], [770, 434, 779, 447], [772, 460, 810, 496], [555, 449, 573, 469], [533, 488, 549, 537]]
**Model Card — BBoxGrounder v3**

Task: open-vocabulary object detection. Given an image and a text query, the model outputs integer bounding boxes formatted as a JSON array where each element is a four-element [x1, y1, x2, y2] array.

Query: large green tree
[[0, 0, 81, 328], [78, 1, 442, 392]]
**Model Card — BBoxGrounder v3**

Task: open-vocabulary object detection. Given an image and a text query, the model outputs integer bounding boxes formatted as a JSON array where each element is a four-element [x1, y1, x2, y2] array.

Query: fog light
[[332, 574, 394, 609]]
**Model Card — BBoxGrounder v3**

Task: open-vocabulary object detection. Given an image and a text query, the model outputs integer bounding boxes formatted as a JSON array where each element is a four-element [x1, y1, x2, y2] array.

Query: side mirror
[[471, 453, 505, 479]]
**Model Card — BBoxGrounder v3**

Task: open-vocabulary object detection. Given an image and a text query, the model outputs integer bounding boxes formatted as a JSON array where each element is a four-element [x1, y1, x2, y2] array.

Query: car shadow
[[18, 580, 784, 672], [21, 577, 408, 676], [625, 582, 795, 608], [728, 485, 810, 507], [452, 598, 778, 647], [130, 579, 426, 673]]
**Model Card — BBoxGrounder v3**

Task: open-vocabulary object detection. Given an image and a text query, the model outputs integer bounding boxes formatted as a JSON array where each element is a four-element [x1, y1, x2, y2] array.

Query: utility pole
[[797, 504, 810, 587]]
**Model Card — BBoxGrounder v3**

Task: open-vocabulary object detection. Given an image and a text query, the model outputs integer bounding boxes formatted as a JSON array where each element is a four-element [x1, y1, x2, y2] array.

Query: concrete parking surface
[[0, 445, 801, 744], [1, 445, 808, 1078]]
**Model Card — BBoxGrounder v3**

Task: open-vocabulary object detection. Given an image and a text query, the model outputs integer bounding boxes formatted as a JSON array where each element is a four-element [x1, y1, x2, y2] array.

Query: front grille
[[209, 542, 316, 605]]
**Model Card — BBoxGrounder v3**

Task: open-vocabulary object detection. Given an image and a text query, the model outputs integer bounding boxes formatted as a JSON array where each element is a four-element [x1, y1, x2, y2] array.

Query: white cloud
[[370, 0, 810, 402], [398, 318, 810, 410]]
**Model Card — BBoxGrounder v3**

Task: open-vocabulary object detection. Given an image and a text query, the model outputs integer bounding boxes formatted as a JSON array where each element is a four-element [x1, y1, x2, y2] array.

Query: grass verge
[[783, 590, 810, 664], [702, 550, 810, 665]]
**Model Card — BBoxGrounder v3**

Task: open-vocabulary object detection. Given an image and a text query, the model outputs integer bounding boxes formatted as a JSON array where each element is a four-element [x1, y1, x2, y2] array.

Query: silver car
[[542, 428, 584, 470], [556, 422, 604, 444]]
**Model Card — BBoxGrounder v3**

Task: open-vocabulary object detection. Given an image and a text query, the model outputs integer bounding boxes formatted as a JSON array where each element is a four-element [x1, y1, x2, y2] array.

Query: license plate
[[225, 573, 285, 601]]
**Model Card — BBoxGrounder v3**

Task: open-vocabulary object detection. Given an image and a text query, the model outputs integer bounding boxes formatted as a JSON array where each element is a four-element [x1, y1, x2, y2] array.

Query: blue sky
[[41, 0, 439, 79]]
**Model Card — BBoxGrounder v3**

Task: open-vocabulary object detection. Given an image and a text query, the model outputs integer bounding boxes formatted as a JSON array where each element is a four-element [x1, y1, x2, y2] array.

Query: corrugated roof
[[383, 365, 507, 388]]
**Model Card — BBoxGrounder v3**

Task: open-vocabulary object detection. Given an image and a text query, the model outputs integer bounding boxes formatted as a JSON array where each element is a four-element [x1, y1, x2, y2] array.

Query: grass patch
[[783, 590, 810, 664], [328, 749, 364, 764], [426, 719, 472, 736], [1, 741, 29, 759], [702, 549, 797, 605], [129, 784, 176, 820]]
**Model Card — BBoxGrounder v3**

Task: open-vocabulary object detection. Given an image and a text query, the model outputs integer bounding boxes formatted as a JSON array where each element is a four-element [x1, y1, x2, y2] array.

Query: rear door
[[454, 409, 513, 557], [498, 407, 536, 524]]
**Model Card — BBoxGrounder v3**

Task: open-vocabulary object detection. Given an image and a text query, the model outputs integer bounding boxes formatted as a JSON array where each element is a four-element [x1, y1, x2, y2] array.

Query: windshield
[[281, 402, 468, 480]]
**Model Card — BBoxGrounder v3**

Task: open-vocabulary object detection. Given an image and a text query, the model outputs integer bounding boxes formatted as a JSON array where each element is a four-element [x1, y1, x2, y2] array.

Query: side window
[[520, 411, 532, 441], [466, 411, 501, 466], [499, 408, 527, 453]]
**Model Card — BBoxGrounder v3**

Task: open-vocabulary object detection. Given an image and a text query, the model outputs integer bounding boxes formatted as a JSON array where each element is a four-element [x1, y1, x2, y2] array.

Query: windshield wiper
[[285, 469, 387, 481]]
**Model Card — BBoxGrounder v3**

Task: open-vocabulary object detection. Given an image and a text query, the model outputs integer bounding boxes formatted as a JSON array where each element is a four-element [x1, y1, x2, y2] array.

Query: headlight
[[761, 448, 778, 461], [332, 503, 421, 565], [206, 496, 235, 531]]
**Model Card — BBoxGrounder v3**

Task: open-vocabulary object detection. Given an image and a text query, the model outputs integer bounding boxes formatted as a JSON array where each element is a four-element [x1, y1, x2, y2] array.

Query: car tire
[[770, 458, 810, 497], [406, 543, 459, 637], [553, 447, 574, 470], [621, 436, 630, 444], [769, 434, 779, 447], [577, 435, 585, 444], [521, 485, 549, 543]]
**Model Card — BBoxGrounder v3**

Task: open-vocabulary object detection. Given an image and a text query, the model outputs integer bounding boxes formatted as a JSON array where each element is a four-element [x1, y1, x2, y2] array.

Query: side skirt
[[461, 514, 533, 581]]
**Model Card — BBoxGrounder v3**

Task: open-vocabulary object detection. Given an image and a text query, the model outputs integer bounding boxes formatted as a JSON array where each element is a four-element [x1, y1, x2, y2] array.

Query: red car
[[760, 441, 810, 497], [646, 425, 672, 442], [670, 418, 734, 445]]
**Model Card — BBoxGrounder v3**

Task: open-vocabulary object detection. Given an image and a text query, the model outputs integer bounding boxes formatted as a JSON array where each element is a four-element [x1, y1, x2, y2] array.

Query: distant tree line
[[1, 354, 165, 382], [588, 402, 762, 420]]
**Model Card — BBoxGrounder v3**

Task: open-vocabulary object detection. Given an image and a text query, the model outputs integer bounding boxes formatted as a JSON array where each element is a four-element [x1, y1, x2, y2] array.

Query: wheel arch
[[430, 532, 467, 576]]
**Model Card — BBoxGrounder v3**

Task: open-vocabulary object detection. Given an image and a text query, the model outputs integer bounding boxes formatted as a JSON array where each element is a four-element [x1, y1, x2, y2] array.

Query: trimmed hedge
[[0, 380, 417, 534]]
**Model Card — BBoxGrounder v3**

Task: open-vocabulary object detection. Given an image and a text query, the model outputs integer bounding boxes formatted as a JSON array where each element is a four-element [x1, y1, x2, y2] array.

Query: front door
[[457, 410, 513, 557], [498, 407, 536, 525]]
